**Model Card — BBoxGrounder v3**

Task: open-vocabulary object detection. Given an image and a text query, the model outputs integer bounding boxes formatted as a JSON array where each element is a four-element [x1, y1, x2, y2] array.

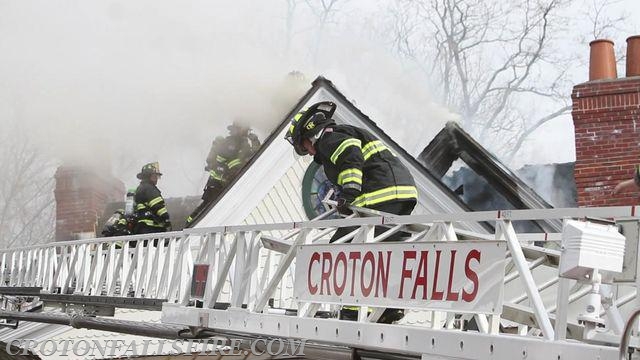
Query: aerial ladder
[[1, 206, 640, 359]]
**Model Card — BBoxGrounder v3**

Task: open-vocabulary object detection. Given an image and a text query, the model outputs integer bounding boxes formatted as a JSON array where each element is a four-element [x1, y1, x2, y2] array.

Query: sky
[[0, 0, 638, 198]]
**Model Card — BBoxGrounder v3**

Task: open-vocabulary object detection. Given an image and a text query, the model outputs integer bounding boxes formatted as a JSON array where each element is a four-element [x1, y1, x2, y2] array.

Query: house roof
[[419, 122, 563, 232], [191, 76, 491, 234], [518, 162, 577, 208], [190, 76, 567, 235]]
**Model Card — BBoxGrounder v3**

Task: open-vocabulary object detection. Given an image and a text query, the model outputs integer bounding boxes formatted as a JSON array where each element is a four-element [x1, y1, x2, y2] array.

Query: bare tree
[[0, 123, 56, 248], [584, 0, 628, 40], [303, 0, 349, 62], [283, 0, 301, 57], [579, 0, 630, 67], [389, 0, 574, 160]]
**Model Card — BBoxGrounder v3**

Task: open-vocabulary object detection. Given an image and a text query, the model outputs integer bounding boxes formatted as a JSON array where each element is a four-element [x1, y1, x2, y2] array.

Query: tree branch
[[507, 104, 572, 161]]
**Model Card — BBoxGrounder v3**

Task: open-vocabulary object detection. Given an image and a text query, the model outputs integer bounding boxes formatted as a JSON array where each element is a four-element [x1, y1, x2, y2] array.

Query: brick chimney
[[572, 37, 640, 207], [54, 166, 125, 241]]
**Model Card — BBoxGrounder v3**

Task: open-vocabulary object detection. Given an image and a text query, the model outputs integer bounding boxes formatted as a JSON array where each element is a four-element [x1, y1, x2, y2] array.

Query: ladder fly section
[[0, 232, 193, 309], [1, 206, 640, 359]]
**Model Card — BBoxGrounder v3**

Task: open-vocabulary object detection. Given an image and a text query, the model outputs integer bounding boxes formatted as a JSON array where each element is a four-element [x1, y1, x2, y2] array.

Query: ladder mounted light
[[560, 219, 626, 326], [559, 219, 625, 279]]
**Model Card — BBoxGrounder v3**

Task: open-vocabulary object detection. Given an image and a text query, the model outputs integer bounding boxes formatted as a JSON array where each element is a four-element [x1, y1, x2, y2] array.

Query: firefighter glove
[[336, 197, 353, 215]]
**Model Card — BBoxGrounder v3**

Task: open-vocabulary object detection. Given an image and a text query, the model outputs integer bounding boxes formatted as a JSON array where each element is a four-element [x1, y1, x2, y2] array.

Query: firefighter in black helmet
[[284, 101, 417, 324], [133, 162, 171, 235], [285, 101, 417, 224]]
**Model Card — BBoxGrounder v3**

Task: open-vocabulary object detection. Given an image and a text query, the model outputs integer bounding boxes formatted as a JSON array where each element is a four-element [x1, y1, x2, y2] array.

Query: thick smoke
[[0, 0, 455, 197]]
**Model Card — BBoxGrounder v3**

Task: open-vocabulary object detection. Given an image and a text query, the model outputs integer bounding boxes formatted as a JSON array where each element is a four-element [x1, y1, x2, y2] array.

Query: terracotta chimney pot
[[627, 35, 640, 77], [589, 39, 617, 81]]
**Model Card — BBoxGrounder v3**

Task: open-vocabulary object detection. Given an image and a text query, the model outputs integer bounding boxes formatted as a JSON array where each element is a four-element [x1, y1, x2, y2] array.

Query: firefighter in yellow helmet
[[133, 162, 171, 234]]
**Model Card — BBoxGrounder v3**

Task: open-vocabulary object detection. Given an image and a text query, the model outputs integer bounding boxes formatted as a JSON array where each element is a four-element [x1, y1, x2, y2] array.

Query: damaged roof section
[[418, 122, 565, 232]]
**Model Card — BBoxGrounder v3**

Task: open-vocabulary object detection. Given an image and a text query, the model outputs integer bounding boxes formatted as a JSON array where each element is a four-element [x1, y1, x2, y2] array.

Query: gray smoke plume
[[0, 0, 456, 199]]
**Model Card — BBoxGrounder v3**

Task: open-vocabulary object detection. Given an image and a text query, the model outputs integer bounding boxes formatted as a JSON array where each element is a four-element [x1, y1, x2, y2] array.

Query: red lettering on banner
[[333, 252, 348, 296], [320, 252, 332, 295], [462, 249, 481, 302], [446, 250, 459, 301], [308, 252, 320, 295], [361, 251, 375, 297], [375, 251, 391, 297], [398, 250, 416, 298], [411, 251, 429, 300], [431, 250, 444, 300], [348, 252, 361, 296], [303, 246, 489, 306]]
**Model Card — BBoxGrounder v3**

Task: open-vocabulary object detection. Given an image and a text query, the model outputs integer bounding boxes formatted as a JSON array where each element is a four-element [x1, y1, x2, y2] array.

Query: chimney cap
[[590, 39, 614, 46], [626, 35, 640, 77], [589, 38, 617, 81]]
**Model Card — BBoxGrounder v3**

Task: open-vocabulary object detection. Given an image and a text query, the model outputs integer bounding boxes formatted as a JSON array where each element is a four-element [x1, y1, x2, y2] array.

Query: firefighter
[[284, 101, 418, 323], [221, 120, 261, 179], [186, 121, 261, 225], [133, 162, 171, 235], [203, 136, 228, 202], [101, 209, 131, 237], [614, 165, 640, 194]]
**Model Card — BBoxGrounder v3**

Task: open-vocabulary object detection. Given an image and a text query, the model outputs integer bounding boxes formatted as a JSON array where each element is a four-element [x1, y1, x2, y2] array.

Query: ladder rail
[[0, 206, 638, 357], [620, 307, 640, 360]]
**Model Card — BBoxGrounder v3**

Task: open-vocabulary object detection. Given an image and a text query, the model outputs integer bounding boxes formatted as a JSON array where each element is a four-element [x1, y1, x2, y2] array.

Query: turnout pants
[[329, 200, 416, 243]]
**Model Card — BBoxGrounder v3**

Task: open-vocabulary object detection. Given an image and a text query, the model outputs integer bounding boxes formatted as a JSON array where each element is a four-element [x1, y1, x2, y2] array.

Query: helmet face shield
[[284, 132, 308, 155], [285, 110, 306, 155]]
